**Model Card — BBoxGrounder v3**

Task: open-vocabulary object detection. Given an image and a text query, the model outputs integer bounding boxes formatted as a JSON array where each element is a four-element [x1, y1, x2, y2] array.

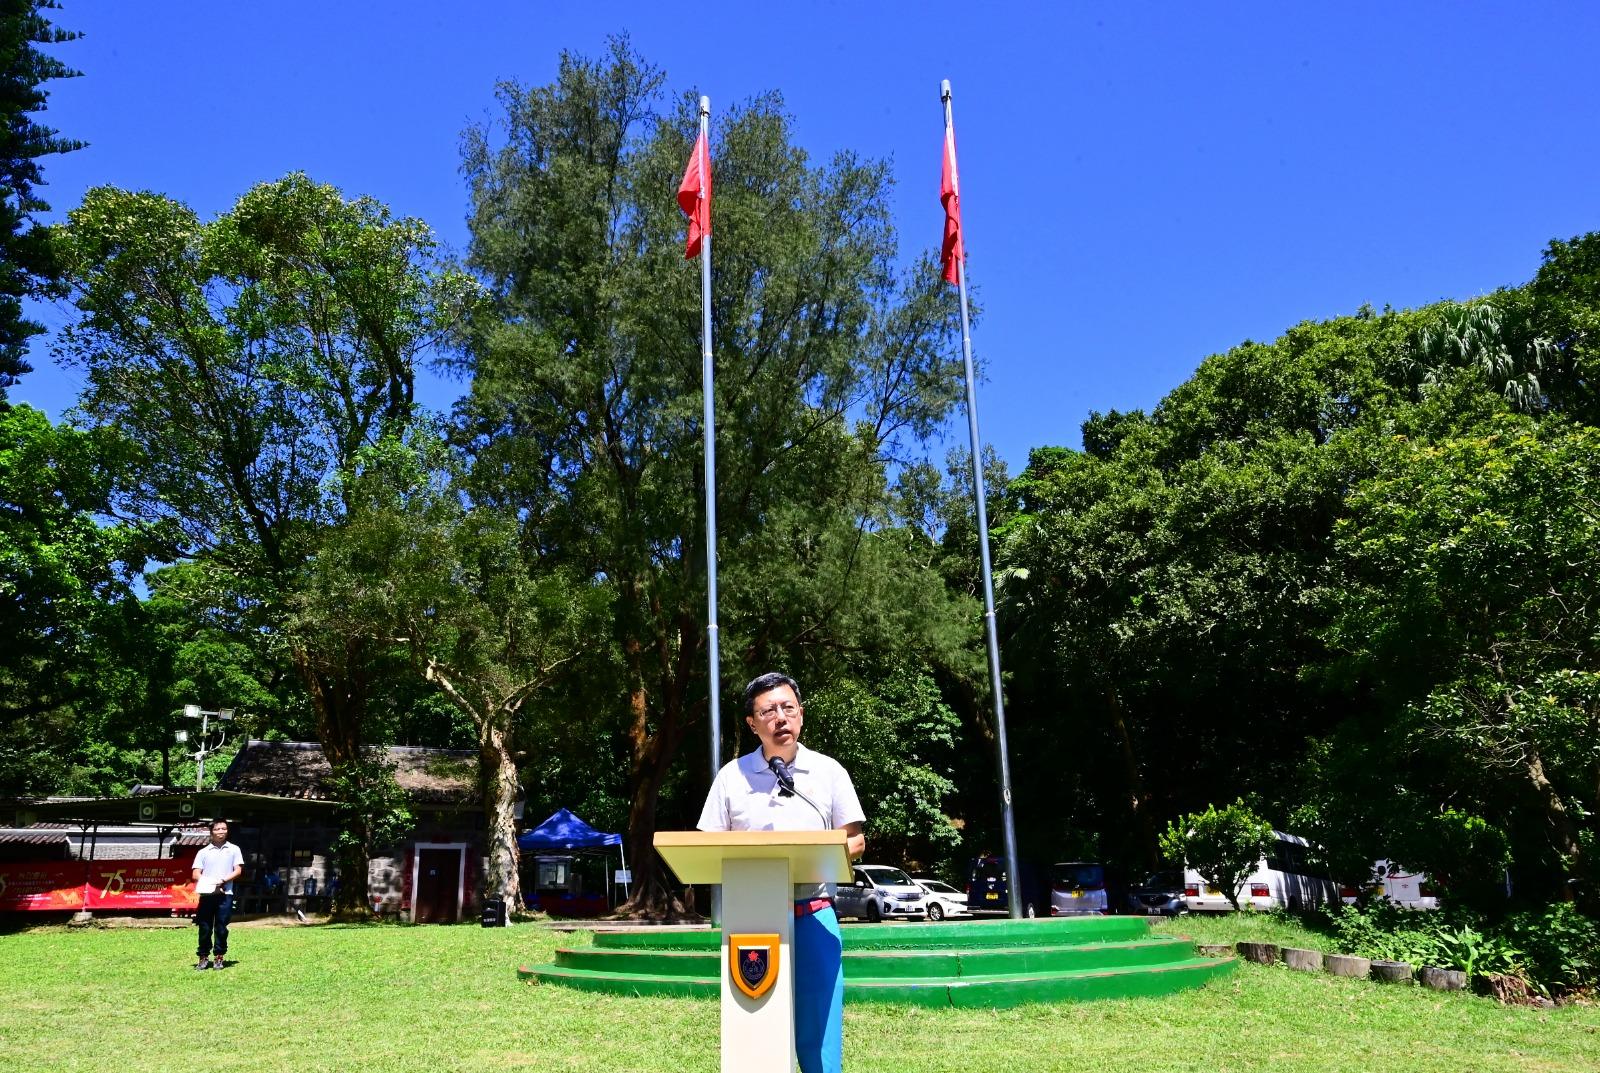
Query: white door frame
[[410, 842, 467, 923]]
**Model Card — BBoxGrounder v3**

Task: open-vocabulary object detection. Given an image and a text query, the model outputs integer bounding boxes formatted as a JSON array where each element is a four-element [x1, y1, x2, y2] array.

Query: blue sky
[[17, 2, 1600, 475]]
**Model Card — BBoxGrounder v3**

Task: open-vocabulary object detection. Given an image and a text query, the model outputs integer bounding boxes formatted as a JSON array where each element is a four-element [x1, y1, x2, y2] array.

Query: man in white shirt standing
[[698, 672, 866, 1073], [191, 818, 243, 970]]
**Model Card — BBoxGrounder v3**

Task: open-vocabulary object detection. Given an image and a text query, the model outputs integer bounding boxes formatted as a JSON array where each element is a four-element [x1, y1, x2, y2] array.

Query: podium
[[655, 830, 852, 1073]]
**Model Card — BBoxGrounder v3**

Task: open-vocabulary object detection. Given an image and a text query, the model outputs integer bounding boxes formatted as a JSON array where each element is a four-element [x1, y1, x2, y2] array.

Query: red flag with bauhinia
[[678, 128, 712, 259], [940, 123, 963, 284]]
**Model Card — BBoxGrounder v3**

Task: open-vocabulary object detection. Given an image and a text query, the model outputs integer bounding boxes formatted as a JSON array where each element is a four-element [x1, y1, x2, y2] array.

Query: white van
[[1181, 830, 1339, 913]]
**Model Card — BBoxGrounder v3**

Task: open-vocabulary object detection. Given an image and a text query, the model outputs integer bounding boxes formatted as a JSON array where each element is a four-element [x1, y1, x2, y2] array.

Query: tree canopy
[[453, 39, 977, 910], [0, 0, 79, 399], [9, 36, 1600, 928]]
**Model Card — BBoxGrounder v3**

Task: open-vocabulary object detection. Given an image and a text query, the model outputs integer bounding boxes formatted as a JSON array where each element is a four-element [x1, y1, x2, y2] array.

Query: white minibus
[[1181, 830, 1339, 913]]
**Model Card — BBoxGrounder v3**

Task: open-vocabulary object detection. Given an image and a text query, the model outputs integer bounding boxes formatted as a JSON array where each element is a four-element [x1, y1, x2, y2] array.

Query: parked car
[[1048, 861, 1109, 915], [1181, 830, 1339, 913], [965, 854, 1046, 917], [911, 877, 972, 921], [834, 865, 928, 922], [1341, 860, 1439, 910], [1126, 869, 1185, 916]]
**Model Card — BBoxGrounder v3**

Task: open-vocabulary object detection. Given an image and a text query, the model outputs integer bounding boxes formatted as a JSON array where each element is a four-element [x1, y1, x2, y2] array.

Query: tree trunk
[[1282, 947, 1324, 972], [294, 643, 372, 916], [1524, 744, 1583, 899], [618, 720, 696, 919], [480, 722, 523, 912], [1106, 686, 1157, 872], [1236, 942, 1279, 965]]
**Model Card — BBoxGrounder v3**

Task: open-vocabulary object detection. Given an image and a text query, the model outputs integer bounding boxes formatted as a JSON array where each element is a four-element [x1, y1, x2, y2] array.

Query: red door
[[414, 848, 461, 923]]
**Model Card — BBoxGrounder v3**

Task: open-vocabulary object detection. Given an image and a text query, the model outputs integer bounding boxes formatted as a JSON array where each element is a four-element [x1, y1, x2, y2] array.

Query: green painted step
[[520, 917, 1236, 1009], [518, 954, 1235, 1006], [554, 936, 1198, 978], [848, 957, 1235, 1007], [523, 963, 716, 1000], [588, 915, 1151, 951]]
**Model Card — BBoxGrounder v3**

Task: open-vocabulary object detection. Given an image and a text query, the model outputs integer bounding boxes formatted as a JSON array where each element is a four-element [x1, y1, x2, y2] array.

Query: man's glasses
[[753, 701, 800, 722]]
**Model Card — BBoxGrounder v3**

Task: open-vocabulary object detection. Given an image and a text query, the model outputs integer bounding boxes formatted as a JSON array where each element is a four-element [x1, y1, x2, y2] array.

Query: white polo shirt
[[697, 742, 866, 900], [193, 841, 243, 895]]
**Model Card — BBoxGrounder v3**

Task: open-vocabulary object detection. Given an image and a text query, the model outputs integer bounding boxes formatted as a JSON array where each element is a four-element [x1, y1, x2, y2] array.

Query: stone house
[[216, 740, 486, 922]]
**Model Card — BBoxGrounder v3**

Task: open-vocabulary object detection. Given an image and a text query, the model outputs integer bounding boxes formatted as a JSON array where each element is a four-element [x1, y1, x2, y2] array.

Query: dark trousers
[[195, 893, 233, 959]]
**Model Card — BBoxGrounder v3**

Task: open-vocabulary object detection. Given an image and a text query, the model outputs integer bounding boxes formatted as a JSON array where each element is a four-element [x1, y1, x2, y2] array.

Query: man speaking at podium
[[699, 672, 867, 1073]]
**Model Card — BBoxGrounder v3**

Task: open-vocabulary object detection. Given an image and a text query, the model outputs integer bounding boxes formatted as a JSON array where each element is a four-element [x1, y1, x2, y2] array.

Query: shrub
[[1328, 903, 1523, 980], [1500, 903, 1600, 993], [1160, 800, 1273, 911]]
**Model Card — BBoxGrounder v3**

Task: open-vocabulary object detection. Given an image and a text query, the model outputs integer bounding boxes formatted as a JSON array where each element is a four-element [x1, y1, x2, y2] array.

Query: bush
[[1160, 800, 1273, 911], [1330, 902, 1443, 965], [1327, 903, 1522, 981], [1500, 903, 1600, 993]]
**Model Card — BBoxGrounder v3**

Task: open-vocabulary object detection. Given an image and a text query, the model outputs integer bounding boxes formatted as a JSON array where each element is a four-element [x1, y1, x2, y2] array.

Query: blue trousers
[[195, 893, 233, 958], [793, 904, 844, 1073]]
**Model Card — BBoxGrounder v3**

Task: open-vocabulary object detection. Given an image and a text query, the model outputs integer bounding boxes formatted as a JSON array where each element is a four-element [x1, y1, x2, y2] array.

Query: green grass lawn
[[1, 917, 1596, 1073]]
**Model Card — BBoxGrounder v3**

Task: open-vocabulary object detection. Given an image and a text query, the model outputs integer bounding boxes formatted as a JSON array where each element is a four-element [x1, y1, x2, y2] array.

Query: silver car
[[834, 865, 927, 922]]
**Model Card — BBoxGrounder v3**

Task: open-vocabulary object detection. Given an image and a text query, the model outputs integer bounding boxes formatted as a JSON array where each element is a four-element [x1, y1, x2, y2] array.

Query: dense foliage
[[5, 37, 1599, 948], [0, 0, 79, 398], [1000, 234, 1600, 919], [51, 173, 475, 910], [451, 40, 976, 910], [1160, 800, 1274, 911]]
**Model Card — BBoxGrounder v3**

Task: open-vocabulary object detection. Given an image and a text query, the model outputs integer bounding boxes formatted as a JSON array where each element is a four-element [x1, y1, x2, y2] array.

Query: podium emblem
[[729, 933, 780, 999]]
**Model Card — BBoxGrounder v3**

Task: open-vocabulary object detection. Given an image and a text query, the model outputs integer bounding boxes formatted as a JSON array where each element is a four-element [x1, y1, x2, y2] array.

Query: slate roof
[[219, 741, 479, 808], [0, 828, 70, 846]]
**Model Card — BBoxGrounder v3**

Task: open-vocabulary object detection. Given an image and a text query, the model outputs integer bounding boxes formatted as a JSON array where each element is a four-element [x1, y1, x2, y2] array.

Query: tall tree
[[299, 431, 610, 913], [998, 308, 1421, 866], [455, 41, 971, 913], [0, 404, 153, 794], [0, 0, 80, 400], [1326, 416, 1600, 902], [55, 174, 475, 911]]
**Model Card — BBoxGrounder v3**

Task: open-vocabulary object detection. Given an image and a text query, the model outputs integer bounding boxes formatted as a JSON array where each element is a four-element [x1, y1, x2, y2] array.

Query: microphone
[[768, 755, 795, 794], [768, 756, 829, 828]]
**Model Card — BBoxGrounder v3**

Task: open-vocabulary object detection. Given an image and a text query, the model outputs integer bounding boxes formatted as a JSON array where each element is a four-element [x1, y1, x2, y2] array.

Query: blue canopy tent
[[517, 809, 628, 913]]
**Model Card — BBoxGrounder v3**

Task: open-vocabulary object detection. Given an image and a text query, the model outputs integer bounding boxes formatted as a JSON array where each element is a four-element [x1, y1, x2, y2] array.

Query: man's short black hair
[[743, 672, 802, 718], [209, 818, 229, 832]]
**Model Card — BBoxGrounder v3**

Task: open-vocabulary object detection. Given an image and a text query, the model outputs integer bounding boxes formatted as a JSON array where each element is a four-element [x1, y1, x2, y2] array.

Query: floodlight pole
[[180, 704, 235, 790]]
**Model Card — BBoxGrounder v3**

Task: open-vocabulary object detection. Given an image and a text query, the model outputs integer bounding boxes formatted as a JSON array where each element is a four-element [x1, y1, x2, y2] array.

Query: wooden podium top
[[653, 830, 853, 885]]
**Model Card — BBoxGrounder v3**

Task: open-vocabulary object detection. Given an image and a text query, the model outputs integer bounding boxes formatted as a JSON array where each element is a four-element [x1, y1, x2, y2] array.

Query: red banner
[[85, 859, 198, 910], [0, 857, 198, 912], [0, 861, 90, 911]]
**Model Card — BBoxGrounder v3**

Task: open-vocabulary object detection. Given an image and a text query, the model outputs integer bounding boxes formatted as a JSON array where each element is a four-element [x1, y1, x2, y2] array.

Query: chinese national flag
[[940, 124, 963, 284], [678, 129, 712, 259]]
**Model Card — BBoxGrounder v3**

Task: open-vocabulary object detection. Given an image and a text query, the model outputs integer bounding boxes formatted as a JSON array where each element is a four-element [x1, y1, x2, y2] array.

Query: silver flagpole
[[698, 93, 722, 781], [942, 79, 1024, 920], [697, 95, 724, 929]]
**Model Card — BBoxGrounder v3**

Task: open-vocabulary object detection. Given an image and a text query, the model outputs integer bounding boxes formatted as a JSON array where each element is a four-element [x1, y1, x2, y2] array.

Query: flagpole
[[698, 94, 722, 784], [942, 79, 1023, 921]]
